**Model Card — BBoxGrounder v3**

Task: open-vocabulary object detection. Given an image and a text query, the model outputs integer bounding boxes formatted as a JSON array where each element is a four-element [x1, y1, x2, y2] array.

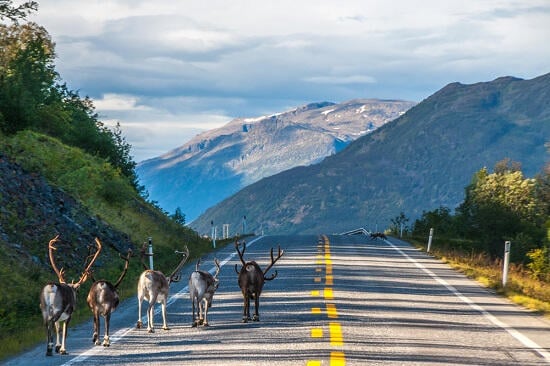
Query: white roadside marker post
[[427, 228, 434, 253], [503, 240, 511, 286]]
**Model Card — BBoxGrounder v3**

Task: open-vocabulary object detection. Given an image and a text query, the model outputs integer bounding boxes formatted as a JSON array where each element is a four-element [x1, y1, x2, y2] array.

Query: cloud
[[305, 75, 377, 85], [30, 0, 550, 162]]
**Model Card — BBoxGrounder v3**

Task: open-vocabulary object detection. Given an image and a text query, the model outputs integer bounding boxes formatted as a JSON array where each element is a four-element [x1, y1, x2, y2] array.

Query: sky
[[29, 0, 550, 162]]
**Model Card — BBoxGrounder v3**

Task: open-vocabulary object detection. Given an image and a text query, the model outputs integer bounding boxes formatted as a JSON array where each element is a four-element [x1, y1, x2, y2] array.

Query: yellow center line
[[309, 235, 345, 366], [329, 322, 343, 346], [331, 352, 346, 366], [326, 303, 338, 319]]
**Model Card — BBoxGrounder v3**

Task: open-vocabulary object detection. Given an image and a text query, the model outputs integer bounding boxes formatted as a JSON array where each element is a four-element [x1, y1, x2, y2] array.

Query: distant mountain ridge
[[136, 99, 415, 221], [190, 73, 550, 236]]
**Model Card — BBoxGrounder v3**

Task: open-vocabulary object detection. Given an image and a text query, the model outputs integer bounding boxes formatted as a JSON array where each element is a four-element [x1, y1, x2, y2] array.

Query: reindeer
[[136, 244, 190, 333], [86, 248, 132, 347], [370, 232, 387, 240], [40, 235, 101, 356], [189, 258, 220, 327], [234, 240, 284, 322]]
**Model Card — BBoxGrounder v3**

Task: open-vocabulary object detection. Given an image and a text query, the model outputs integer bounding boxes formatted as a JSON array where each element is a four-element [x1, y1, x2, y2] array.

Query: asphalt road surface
[[5, 234, 550, 365]]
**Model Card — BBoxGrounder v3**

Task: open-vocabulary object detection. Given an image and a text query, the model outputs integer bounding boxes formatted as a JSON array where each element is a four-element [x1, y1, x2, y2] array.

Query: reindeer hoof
[[242, 318, 248, 323], [252, 315, 260, 321], [136, 320, 143, 329], [94, 340, 100, 346], [60, 350, 68, 355], [103, 342, 110, 347], [55, 345, 61, 353], [147, 328, 155, 333], [163, 326, 170, 331]]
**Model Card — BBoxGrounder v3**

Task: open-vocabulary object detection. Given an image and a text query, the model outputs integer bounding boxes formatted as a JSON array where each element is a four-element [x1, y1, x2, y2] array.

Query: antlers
[[168, 246, 190, 283], [233, 241, 284, 279], [48, 235, 102, 286], [263, 246, 284, 280], [113, 249, 133, 289], [234, 240, 246, 273]]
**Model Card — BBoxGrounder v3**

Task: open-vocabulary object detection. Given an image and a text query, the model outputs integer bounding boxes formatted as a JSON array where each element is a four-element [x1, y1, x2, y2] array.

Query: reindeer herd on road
[[39, 235, 284, 357]]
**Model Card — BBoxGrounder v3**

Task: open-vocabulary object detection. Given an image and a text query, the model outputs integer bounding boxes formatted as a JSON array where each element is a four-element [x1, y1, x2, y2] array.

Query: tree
[[171, 207, 186, 226], [0, 0, 38, 24], [390, 212, 409, 236], [413, 206, 456, 237], [456, 159, 545, 259], [0, 21, 138, 189], [0, 22, 57, 133]]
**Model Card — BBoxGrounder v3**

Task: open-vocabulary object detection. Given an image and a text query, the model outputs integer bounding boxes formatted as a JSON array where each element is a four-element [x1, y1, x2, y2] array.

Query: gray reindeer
[[188, 258, 221, 327]]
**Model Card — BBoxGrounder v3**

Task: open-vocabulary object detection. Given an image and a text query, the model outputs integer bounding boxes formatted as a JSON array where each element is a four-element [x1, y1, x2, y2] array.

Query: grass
[[409, 237, 550, 317], [0, 130, 220, 361]]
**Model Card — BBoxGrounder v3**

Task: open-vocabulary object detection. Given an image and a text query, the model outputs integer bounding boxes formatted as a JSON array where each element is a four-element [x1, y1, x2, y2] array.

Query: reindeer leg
[[103, 313, 111, 346], [203, 298, 210, 326], [93, 312, 100, 345], [137, 297, 143, 329], [191, 297, 198, 327], [54, 321, 62, 353], [242, 293, 250, 323], [161, 299, 170, 330], [59, 320, 68, 355], [147, 301, 155, 333], [253, 292, 260, 321], [45, 319, 54, 356]]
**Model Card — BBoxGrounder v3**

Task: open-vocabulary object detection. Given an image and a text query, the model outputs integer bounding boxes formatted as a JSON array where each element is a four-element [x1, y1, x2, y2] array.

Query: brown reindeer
[[40, 235, 101, 356], [234, 240, 284, 322], [86, 248, 132, 347], [136, 244, 190, 333]]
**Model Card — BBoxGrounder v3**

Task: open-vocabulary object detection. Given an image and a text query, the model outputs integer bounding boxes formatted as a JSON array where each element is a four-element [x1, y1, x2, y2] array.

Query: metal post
[[213, 226, 217, 248], [503, 241, 511, 286], [427, 228, 434, 253], [148, 237, 154, 270], [211, 221, 216, 248]]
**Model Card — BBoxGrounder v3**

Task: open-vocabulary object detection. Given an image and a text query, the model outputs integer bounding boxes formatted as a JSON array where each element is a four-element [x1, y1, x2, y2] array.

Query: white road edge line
[[61, 236, 263, 366], [384, 238, 550, 363]]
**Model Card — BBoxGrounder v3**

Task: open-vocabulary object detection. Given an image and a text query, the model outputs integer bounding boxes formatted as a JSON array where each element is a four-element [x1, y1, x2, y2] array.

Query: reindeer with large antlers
[[86, 248, 132, 347], [40, 235, 101, 356], [136, 244, 190, 333], [189, 258, 220, 327], [234, 240, 284, 322]]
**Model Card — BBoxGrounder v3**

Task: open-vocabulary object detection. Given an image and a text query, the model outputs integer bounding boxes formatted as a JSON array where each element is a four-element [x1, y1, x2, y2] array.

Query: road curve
[[4, 234, 550, 365]]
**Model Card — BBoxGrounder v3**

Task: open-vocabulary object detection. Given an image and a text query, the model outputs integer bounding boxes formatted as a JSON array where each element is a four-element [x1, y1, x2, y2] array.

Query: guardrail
[[339, 228, 371, 236]]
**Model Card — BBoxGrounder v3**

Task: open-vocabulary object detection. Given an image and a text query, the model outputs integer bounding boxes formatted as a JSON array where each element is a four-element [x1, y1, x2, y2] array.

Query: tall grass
[[410, 236, 550, 316]]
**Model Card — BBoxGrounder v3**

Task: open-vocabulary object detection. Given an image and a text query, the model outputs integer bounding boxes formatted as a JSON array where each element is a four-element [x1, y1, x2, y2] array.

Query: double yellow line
[[307, 235, 346, 366]]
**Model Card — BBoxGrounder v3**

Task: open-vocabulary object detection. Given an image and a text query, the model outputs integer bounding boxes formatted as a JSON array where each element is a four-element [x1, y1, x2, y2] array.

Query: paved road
[[4, 234, 550, 365]]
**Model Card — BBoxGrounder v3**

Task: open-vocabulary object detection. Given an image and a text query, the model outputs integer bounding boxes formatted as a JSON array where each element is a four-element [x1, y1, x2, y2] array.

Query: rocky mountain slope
[[190, 73, 550, 236], [136, 99, 415, 221]]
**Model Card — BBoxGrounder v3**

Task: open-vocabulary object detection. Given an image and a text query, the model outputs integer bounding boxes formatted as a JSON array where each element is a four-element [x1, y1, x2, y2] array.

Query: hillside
[[0, 131, 212, 359], [191, 73, 550, 235], [136, 99, 415, 221]]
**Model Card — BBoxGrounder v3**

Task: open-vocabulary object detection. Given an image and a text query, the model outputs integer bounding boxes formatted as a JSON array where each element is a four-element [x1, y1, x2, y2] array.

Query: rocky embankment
[[0, 152, 134, 273]]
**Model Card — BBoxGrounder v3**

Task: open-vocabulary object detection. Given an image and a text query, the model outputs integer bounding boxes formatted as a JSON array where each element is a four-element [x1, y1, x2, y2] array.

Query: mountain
[[190, 73, 550, 236], [136, 99, 415, 221]]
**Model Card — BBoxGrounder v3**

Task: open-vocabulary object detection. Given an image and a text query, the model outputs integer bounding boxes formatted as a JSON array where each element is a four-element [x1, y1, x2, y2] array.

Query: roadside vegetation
[[392, 156, 550, 316]]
